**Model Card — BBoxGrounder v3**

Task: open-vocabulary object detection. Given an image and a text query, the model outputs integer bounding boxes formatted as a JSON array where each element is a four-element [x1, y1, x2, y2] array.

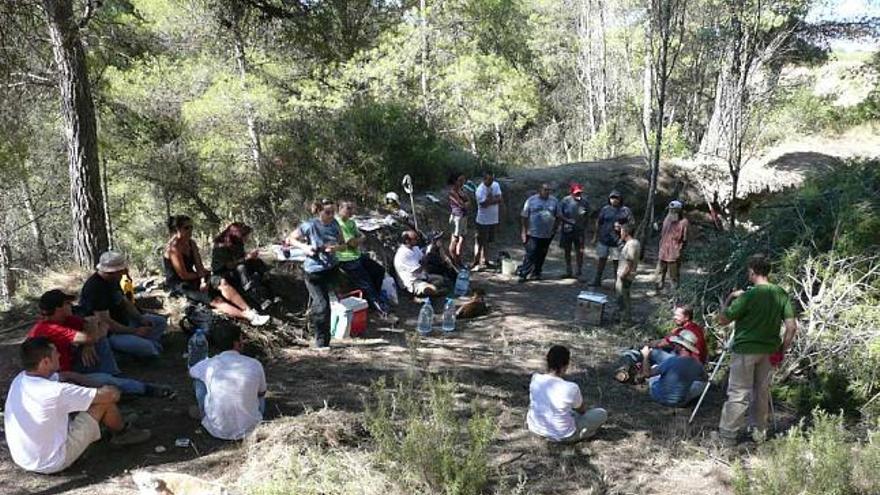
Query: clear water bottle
[[187, 328, 209, 368], [441, 298, 456, 333], [454, 268, 470, 297], [416, 299, 434, 335]]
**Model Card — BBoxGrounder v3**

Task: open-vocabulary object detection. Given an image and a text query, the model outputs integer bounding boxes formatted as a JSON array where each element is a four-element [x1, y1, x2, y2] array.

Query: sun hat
[[38, 289, 76, 314], [670, 330, 699, 354], [669, 200, 683, 209], [570, 183, 584, 195], [385, 192, 400, 205], [96, 251, 128, 273]]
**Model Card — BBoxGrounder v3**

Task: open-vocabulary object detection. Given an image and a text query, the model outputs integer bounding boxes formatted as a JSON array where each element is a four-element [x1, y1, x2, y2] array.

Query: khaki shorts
[[596, 242, 620, 260], [60, 412, 101, 472], [449, 215, 467, 237]]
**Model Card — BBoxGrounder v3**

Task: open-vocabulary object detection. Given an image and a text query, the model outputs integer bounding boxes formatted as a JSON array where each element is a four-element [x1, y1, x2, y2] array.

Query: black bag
[[181, 303, 222, 337]]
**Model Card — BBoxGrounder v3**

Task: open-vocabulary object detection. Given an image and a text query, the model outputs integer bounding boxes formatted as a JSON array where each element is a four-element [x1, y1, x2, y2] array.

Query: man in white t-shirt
[[393, 230, 446, 297], [4, 337, 151, 474], [189, 322, 266, 440], [527, 345, 607, 443], [473, 171, 503, 270]]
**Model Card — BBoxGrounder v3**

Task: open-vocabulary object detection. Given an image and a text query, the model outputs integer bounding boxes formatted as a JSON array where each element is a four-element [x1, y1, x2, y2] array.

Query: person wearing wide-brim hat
[[590, 190, 634, 288], [77, 251, 168, 359], [656, 200, 689, 291], [639, 329, 706, 408]]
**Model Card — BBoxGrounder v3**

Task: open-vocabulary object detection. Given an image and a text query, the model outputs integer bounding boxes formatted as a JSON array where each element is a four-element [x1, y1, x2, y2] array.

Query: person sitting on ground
[[615, 304, 708, 383], [447, 172, 471, 267], [286, 199, 344, 350], [655, 200, 689, 290], [393, 230, 447, 297], [189, 322, 266, 440], [28, 290, 173, 398], [78, 251, 167, 359], [212, 222, 275, 312], [164, 215, 270, 327], [336, 200, 394, 318], [640, 330, 706, 408], [423, 231, 460, 282], [591, 190, 635, 287], [4, 337, 151, 474], [527, 345, 608, 443], [558, 182, 591, 279]]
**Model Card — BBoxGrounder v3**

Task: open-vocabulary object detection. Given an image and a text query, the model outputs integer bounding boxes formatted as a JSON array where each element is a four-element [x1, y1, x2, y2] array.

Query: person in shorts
[[615, 222, 640, 324], [527, 345, 607, 443], [473, 171, 502, 270], [558, 183, 591, 278], [447, 172, 471, 267], [4, 337, 150, 474], [590, 190, 634, 287]]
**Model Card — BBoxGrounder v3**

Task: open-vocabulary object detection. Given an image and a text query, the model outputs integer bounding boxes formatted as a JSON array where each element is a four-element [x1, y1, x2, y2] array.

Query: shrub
[[364, 374, 497, 495], [733, 411, 872, 495]]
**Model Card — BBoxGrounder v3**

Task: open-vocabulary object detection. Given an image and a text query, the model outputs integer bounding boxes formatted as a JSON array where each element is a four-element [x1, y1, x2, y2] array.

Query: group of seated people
[[527, 305, 709, 443]]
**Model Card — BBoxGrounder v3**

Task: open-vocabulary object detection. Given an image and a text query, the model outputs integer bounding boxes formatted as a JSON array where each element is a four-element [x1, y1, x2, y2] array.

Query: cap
[[38, 289, 76, 314], [385, 192, 400, 204], [570, 183, 584, 195], [669, 200, 683, 209], [609, 190, 622, 199], [96, 251, 128, 273]]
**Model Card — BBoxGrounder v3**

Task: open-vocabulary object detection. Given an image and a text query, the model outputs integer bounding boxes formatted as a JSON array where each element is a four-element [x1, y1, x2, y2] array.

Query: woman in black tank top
[[164, 215, 269, 326]]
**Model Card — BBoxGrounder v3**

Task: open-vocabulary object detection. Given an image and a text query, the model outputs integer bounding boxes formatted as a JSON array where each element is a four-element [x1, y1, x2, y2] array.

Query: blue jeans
[[194, 379, 265, 416], [648, 376, 705, 407], [75, 337, 121, 375], [109, 313, 166, 358], [85, 372, 147, 395]]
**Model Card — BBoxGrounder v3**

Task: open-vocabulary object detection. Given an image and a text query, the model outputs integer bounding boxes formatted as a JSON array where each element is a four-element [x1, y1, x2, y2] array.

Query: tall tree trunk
[[596, 0, 610, 128], [100, 157, 113, 249], [231, 21, 263, 171], [641, 20, 653, 161], [0, 239, 12, 307], [20, 179, 51, 266], [420, 0, 429, 115], [42, 0, 108, 267]]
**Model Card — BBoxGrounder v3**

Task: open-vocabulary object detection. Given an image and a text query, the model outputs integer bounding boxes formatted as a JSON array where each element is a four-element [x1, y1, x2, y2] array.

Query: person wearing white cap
[[639, 329, 705, 407], [77, 251, 167, 358], [655, 200, 689, 290]]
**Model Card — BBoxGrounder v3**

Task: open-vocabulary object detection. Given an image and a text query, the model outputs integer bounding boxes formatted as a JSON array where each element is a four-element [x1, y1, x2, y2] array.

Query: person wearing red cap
[[558, 183, 591, 278]]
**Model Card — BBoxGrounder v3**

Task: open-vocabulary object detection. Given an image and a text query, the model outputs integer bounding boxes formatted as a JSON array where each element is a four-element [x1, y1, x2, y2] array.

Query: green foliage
[[734, 411, 880, 495], [364, 375, 497, 495]]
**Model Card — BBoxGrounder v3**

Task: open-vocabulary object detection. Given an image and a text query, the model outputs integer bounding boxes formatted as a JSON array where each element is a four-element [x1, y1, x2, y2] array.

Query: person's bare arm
[[592, 217, 600, 244], [287, 229, 315, 254], [640, 346, 660, 378], [717, 290, 743, 325], [91, 385, 121, 405], [573, 400, 588, 414], [781, 318, 798, 352], [169, 244, 201, 281], [520, 215, 528, 244]]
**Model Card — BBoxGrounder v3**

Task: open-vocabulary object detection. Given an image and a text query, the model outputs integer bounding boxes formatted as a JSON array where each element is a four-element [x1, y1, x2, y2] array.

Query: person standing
[[655, 200, 689, 290], [473, 171, 503, 271], [558, 183, 591, 279], [615, 222, 640, 324], [716, 255, 797, 445], [4, 338, 150, 474], [527, 345, 607, 443], [517, 183, 559, 283], [287, 199, 344, 350], [590, 191, 634, 287], [447, 173, 471, 267], [78, 251, 167, 358]]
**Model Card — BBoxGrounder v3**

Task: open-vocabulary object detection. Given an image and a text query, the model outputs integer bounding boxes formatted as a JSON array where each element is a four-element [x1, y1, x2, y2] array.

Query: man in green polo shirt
[[336, 201, 393, 318], [716, 254, 798, 445]]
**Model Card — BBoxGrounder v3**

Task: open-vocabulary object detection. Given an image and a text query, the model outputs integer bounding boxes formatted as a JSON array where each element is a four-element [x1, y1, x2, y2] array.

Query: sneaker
[[111, 426, 152, 446], [243, 309, 270, 326]]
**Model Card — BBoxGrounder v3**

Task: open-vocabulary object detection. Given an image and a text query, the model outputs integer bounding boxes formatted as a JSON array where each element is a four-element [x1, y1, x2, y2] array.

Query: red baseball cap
[[570, 183, 584, 195]]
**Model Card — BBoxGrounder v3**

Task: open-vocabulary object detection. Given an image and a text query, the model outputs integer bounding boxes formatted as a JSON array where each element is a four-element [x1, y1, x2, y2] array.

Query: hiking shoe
[[244, 309, 270, 326], [111, 426, 151, 446], [145, 384, 176, 400]]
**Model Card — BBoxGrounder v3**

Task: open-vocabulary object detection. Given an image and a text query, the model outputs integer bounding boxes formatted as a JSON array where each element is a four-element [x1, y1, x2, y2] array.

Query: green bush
[[364, 375, 497, 495], [733, 411, 878, 495]]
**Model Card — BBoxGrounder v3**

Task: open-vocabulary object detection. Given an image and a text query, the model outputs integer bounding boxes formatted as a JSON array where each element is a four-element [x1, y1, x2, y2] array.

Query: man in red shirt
[[615, 304, 708, 382], [28, 289, 172, 398]]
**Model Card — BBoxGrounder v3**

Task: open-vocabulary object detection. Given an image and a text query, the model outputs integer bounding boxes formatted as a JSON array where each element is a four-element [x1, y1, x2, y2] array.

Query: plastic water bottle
[[416, 299, 434, 335], [441, 298, 456, 333], [454, 268, 470, 297], [187, 329, 209, 368]]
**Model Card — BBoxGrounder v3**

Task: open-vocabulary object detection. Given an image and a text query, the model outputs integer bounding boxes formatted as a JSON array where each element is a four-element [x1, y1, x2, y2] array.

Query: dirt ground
[[0, 158, 813, 495]]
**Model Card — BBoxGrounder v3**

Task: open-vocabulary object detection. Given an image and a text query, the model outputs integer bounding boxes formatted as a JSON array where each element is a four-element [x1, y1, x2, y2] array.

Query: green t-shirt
[[336, 216, 362, 263], [724, 283, 795, 354]]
